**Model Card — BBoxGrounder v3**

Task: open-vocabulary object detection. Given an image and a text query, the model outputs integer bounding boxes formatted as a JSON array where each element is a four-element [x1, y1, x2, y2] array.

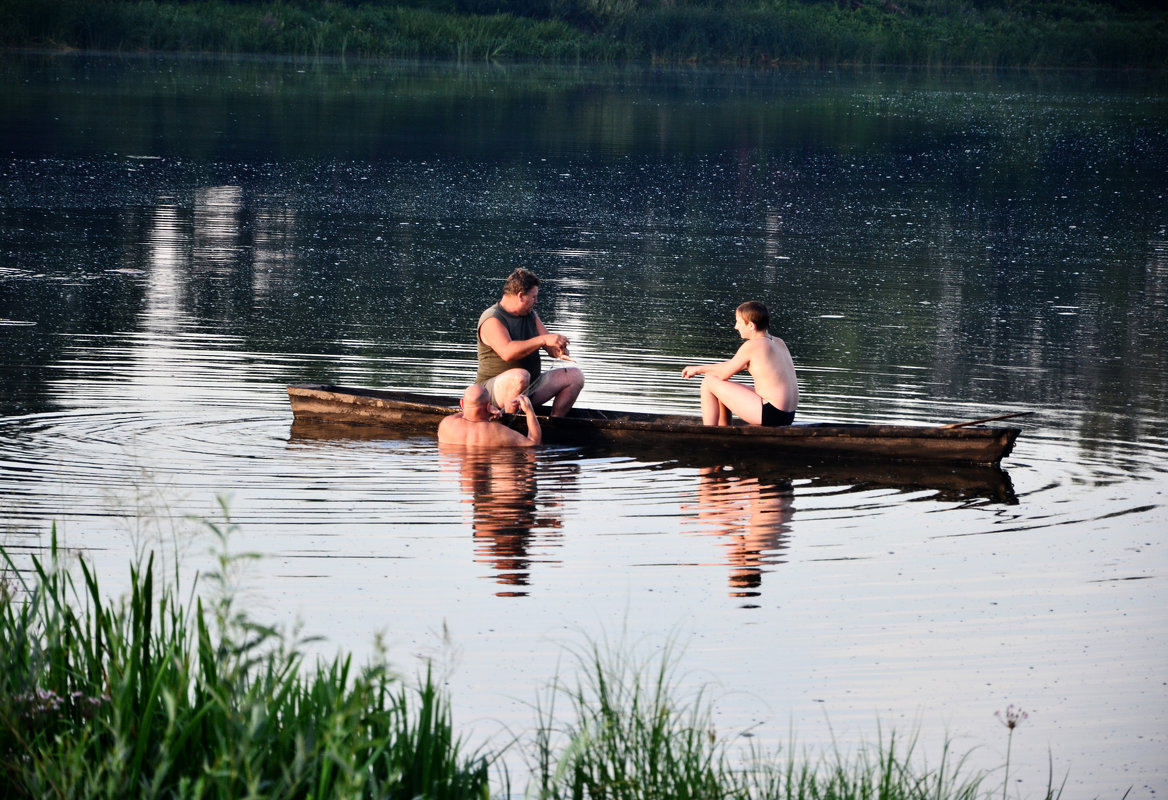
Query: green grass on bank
[[0, 0, 1165, 68], [1, 506, 1073, 799], [0, 518, 493, 799]]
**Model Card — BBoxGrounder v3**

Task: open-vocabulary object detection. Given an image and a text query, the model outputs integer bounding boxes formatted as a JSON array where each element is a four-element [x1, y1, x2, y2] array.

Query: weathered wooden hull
[[290, 417, 1017, 504], [287, 384, 1021, 466]]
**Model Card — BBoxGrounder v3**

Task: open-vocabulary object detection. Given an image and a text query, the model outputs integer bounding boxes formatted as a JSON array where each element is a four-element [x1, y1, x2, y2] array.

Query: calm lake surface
[[1, 54, 1165, 797]]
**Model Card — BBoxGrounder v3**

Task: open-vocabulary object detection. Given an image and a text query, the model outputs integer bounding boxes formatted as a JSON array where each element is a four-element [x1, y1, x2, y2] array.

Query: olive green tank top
[[475, 303, 541, 383]]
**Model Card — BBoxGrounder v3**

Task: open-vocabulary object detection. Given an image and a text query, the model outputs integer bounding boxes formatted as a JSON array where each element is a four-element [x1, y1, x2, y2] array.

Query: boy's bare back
[[741, 335, 799, 412]]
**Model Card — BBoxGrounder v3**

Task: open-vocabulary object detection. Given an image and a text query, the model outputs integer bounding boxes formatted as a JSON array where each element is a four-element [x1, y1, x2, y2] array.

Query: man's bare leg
[[490, 369, 530, 413], [528, 367, 585, 417]]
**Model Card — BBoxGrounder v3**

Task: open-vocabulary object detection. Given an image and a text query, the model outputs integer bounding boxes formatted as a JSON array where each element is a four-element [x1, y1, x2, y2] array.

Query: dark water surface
[[2, 54, 1166, 797]]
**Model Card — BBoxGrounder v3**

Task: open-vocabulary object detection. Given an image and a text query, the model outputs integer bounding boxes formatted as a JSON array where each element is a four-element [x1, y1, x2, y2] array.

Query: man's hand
[[516, 394, 543, 445], [543, 333, 570, 359]]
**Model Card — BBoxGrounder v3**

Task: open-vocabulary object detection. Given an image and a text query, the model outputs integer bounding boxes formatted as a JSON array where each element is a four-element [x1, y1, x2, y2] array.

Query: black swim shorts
[[760, 402, 795, 427]]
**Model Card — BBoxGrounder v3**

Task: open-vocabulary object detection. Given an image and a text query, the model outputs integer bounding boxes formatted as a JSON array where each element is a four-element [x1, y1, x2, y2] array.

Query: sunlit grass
[[523, 633, 1034, 800], [527, 634, 731, 800], [0, 509, 492, 799]]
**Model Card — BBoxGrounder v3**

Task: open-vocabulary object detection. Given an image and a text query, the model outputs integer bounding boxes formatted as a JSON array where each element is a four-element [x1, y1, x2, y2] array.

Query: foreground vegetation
[[1, 0, 1165, 68], [1, 520, 492, 799], [3, 511, 1066, 799]]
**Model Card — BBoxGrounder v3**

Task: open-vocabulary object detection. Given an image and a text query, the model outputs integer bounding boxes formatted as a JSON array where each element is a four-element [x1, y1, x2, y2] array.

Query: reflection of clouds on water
[[132, 192, 249, 404], [145, 201, 191, 333], [1144, 237, 1167, 327], [439, 445, 568, 597], [682, 465, 794, 597], [193, 185, 244, 272], [252, 201, 297, 307], [761, 211, 785, 282], [540, 267, 593, 361], [146, 186, 299, 323]]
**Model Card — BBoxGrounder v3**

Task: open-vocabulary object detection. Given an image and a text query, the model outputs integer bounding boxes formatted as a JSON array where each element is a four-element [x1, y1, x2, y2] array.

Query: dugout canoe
[[289, 418, 1018, 504], [286, 384, 1022, 466]]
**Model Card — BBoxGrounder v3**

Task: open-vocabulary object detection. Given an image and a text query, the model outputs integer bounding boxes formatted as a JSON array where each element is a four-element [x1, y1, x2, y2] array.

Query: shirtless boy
[[437, 384, 542, 447], [680, 301, 799, 427]]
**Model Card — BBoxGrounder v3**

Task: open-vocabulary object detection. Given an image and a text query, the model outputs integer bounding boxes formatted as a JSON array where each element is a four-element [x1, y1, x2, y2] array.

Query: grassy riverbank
[[2, 516, 1064, 799], [1, 0, 1164, 68]]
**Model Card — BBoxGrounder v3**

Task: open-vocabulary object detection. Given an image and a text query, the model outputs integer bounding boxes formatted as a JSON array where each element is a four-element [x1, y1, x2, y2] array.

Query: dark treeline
[[1, 0, 1165, 68]]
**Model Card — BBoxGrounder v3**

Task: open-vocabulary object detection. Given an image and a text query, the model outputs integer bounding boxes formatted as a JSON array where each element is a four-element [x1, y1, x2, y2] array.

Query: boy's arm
[[683, 342, 752, 380]]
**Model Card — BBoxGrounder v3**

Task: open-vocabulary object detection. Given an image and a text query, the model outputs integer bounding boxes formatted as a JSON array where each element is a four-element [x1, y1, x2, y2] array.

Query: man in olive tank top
[[476, 269, 585, 416]]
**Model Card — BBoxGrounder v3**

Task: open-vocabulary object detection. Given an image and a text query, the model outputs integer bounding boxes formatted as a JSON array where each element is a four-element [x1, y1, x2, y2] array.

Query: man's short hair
[[736, 300, 770, 332], [503, 268, 541, 296], [463, 383, 490, 407]]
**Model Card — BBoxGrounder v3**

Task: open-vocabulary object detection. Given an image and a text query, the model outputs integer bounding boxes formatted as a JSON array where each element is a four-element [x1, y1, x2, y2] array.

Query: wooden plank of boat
[[289, 418, 1019, 504], [286, 384, 1021, 466]]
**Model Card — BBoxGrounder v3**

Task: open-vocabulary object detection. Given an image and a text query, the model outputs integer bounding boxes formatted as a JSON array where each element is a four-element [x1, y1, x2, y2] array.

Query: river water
[[1, 54, 1165, 797]]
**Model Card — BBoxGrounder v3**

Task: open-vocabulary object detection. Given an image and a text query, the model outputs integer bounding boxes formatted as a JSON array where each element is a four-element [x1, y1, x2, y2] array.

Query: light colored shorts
[[479, 370, 554, 408]]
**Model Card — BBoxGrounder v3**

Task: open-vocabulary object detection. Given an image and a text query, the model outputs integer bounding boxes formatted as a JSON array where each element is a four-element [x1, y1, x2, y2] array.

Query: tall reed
[[528, 635, 731, 800], [524, 633, 1005, 800], [0, 515, 492, 799]]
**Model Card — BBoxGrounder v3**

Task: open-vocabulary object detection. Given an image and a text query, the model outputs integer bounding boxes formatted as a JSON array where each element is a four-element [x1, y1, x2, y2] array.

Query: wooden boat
[[287, 384, 1022, 466], [289, 417, 1018, 504]]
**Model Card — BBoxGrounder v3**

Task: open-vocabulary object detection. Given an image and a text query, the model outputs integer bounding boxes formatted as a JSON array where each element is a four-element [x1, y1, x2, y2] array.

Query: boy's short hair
[[736, 300, 770, 331], [503, 268, 541, 296]]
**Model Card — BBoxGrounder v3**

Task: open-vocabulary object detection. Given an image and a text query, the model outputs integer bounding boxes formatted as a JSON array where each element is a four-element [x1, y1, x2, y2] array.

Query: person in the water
[[438, 384, 542, 447]]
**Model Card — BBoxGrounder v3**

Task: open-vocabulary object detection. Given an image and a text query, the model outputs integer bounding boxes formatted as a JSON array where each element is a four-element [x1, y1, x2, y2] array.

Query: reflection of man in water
[[687, 465, 794, 597], [439, 444, 563, 597], [437, 384, 541, 447]]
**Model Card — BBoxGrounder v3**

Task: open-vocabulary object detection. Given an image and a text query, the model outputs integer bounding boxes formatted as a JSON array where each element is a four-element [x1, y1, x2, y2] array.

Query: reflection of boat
[[287, 384, 1021, 466], [632, 444, 1018, 505]]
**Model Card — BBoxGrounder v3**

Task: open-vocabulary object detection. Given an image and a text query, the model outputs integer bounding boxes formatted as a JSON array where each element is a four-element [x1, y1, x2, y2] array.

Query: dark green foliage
[[0, 0, 1164, 66]]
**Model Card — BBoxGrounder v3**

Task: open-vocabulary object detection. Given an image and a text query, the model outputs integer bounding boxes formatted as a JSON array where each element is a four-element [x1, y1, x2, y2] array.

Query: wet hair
[[503, 268, 541, 296], [736, 300, 770, 332]]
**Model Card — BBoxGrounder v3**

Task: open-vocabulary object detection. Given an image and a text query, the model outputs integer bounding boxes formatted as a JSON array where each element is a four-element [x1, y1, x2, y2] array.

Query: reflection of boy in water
[[688, 466, 794, 597], [437, 384, 542, 447], [681, 301, 798, 427]]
